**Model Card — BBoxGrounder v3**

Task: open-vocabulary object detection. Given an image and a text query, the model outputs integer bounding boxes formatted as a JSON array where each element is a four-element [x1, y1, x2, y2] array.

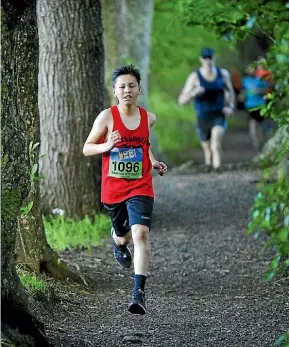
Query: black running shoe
[[128, 289, 146, 315], [111, 229, 132, 269]]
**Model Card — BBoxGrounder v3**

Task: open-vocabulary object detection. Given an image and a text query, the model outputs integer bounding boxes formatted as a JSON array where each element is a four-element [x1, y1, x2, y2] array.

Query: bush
[[247, 34, 289, 280], [249, 172, 289, 280]]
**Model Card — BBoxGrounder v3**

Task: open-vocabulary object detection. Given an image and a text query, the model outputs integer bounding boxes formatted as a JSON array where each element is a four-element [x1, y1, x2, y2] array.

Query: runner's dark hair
[[112, 64, 141, 87]]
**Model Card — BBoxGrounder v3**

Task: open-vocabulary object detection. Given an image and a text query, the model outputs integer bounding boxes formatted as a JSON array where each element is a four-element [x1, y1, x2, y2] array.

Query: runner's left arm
[[148, 112, 167, 175], [221, 69, 235, 110]]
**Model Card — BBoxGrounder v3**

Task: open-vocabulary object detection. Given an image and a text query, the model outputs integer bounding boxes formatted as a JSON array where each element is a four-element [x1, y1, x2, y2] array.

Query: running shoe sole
[[128, 302, 146, 315]]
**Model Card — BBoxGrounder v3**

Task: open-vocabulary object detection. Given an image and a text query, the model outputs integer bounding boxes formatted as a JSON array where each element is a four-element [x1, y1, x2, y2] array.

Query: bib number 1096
[[111, 161, 140, 173], [109, 147, 143, 179]]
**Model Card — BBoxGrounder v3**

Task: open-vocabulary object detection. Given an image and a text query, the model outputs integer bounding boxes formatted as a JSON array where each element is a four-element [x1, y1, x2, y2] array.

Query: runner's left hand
[[222, 106, 234, 117], [152, 161, 168, 176]]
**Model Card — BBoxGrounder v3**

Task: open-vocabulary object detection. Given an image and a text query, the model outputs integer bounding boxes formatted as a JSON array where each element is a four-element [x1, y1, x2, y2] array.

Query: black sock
[[134, 274, 146, 292]]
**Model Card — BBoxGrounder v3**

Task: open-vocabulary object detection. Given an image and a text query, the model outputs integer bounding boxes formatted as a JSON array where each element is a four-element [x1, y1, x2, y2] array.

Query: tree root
[[43, 250, 89, 286]]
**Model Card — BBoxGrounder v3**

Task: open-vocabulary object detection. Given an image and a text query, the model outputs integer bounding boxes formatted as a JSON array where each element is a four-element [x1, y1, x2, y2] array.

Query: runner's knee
[[211, 137, 222, 152], [201, 141, 211, 151], [131, 225, 149, 243], [211, 127, 224, 152]]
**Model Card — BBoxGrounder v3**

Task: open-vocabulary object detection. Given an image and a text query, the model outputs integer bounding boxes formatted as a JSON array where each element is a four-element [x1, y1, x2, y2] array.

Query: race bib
[[109, 147, 143, 179]]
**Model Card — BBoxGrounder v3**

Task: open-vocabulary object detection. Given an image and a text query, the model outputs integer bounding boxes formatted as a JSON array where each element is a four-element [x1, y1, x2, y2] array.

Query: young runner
[[83, 64, 167, 315]]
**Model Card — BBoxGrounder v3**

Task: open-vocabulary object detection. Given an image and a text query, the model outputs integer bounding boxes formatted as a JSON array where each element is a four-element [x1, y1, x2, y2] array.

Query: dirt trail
[[40, 121, 288, 347]]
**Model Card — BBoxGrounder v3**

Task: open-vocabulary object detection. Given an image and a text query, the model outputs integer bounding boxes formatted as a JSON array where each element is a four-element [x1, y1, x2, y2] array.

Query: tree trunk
[[237, 29, 271, 68], [101, 0, 161, 156], [257, 125, 289, 177], [102, 0, 153, 107], [1, 0, 84, 282], [38, 0, 104, 219], [1, 1, 50, 345]]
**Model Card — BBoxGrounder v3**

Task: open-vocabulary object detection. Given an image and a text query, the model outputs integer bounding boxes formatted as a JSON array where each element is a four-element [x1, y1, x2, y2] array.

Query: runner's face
[[113, 74, 141, 105], [200, 56, 215, 68]]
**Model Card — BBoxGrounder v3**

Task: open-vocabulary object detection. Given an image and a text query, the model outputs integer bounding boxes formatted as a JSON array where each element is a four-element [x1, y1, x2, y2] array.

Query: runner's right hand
[[194, 86, 205, 97], [106, 130, 121, 151]]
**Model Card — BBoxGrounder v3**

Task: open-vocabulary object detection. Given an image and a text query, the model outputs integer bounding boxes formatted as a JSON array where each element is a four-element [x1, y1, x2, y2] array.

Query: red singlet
[[101, 106, 154, 204]]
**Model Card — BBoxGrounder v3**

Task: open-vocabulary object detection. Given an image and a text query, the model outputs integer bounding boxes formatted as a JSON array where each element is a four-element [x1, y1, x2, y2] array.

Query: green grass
[[17, 266, 47, 294], [150, 90, 200, 162], [43, 214, 111, 251]]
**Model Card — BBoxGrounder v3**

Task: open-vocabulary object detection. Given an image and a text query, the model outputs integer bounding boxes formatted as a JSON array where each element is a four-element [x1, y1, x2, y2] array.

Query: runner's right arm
[[83, 110, 120, 156], [178, 72, 204, 105]]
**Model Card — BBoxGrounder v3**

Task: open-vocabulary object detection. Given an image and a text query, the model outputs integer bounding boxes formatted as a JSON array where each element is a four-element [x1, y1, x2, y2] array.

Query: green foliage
[[275, 331, 289, 347], [177, 0, 289, 43], [150, 1, 237, 161], [248, 171, 289, 279], [20, 201, 34, 217], [247, 18, 289, 282], [43, 214, 111, 251]]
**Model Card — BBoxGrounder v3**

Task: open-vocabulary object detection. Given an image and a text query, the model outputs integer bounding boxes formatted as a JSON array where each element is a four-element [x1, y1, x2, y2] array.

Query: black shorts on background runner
[[249, 110, 264, 122]]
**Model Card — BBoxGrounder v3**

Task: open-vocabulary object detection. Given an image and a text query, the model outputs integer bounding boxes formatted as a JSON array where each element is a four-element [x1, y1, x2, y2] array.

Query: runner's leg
[[127, 196, 154, 314], [104, 202, 132, 268], [211, 125, 225, 168], [197, 119, 212, 166], [201, 140, 212, 165]]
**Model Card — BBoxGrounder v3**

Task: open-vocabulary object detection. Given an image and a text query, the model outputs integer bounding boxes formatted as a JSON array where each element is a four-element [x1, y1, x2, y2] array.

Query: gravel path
[[41, 168, 288, 347]]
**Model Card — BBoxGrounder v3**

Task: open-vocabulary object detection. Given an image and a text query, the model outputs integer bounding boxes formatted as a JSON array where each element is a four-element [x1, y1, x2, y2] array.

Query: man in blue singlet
[[178, 47, 235, 169]]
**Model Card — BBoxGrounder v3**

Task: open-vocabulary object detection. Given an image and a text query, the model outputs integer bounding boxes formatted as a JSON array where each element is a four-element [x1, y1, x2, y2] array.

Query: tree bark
[[237, 29, 271, 68], [101, 0, 161, 156], [17, 199, 85, 283], [38, 0, 104, 219], [1, 1, 50, 345], [1, 0, 84, 282], [257, 125, 289, 179], [102, 0, 153, 107]]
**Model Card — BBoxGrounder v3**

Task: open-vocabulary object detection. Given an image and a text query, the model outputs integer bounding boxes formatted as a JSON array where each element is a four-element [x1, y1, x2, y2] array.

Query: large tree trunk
[[1, 1, 50, 345], [1, 0, 84, 281], [38, 0, 104, 219], [102, 0, 160, 156]]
